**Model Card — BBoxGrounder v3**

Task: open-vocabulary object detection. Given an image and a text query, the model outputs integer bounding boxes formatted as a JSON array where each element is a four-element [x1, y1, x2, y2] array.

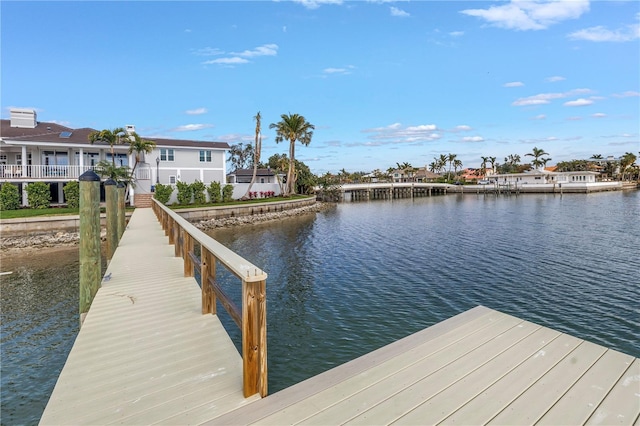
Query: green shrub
[[25, 182, 51, 209], [176, 181, 193, 205], [63, 181, 80, 209], [191, 180, 207, 204], [154, 183, 173, 205], [208, 181, 222, 203], [0, 183, 21, 210], [222, 184, 234, 203]]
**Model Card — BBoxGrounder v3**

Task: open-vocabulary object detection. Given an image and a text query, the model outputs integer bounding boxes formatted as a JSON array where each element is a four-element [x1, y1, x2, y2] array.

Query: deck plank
[[584, 358, 640, 425], [39, 208, 258, 426]]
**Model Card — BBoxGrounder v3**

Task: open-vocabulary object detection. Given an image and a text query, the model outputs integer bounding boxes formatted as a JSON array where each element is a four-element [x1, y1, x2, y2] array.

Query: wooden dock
[[41, 205, 639, 425], [39, 208, 260, 425], [215, 305, 639, 425]]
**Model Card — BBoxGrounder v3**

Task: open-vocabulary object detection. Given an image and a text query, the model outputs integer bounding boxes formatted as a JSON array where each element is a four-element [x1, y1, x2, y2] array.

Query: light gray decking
[[39, 208, 259, 425], [214, 306, 639, 425], [40, 208, 639, 425]]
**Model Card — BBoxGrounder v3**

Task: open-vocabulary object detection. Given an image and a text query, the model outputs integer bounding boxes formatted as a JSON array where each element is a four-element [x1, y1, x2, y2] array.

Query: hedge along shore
[[0, 201, 334, 252]]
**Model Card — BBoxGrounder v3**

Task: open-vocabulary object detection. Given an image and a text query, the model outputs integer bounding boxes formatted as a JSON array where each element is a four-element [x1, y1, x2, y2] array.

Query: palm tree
[[127, 132, 156, 175], [244, 111, 262, 199], [269, 113, 315, 196], [428, 161, 438, 173], [479, 156, 489, 178], [619, 152, 637, 181], [525, 147, 550, 170], [487, 156, 497, 175], [93, 160, 132, 184], [88, 127, 126, 166], [453, 159, 463, 176], [446, 153, 457, 180], [438, 154, 448, 175]]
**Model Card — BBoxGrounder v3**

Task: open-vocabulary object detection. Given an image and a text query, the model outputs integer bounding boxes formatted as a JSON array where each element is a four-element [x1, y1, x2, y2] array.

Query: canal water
[[1, 191, 638, 424]]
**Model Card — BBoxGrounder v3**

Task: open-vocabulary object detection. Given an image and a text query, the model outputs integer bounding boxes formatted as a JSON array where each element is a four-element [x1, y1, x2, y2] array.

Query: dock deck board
[[39, 208, 259, 425], [213, 306, 639, 426], [40, 207, 639, 425]]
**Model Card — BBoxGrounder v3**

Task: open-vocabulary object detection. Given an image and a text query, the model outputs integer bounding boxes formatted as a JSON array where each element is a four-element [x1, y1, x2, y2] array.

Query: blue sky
[[2, 0, 639, 174]]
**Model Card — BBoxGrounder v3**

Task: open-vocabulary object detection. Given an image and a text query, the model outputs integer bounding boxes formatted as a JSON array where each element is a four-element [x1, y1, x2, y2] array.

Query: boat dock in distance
[[328, 181, 628, 201], [41, 203, 639, 425]]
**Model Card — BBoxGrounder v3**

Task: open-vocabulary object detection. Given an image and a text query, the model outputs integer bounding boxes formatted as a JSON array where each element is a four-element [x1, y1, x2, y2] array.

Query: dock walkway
[[216, 306, 639, 425], [39, 208, 259, 425], [41, 206, 639, 425]]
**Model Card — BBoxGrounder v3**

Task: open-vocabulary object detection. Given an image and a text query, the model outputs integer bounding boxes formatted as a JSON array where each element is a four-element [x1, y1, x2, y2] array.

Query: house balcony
[[0, 164, 99, 180]]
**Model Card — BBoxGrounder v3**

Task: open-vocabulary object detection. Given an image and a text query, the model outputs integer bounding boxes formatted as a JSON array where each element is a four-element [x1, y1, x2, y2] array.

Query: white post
[[21, 146, 27, 177]]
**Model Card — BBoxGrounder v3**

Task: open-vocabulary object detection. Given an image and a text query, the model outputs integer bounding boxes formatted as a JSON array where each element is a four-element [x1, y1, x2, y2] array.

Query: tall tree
[[228, 142, 253, 172], [447, 153, 457, 180], [269, 113, 315, 196], [620, 152, 637, 180], [127, 132, 156, 175], [525, 147, 550, 170], [244, 111, 263, 199], [88, 127, 126, 166], [479, 156, 489, 178]]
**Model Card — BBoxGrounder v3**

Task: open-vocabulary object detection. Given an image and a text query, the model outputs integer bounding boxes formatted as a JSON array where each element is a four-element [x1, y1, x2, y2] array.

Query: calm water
[[1, 191, 638, 424]]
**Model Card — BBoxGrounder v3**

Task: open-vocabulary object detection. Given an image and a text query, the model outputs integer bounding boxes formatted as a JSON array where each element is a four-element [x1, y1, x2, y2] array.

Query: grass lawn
[[0, 195, 313, 220]]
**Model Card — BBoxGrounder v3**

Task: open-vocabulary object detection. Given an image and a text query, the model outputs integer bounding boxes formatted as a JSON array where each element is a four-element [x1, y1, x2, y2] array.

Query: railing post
[[104, 179, 118, 261], [242, 278, 268, 397], [201, 248, 216, 315], [174, 225, 181, 256], [79, 170, 101, 326], [117, 182, 126, 239], [183, 233, 194, 277]]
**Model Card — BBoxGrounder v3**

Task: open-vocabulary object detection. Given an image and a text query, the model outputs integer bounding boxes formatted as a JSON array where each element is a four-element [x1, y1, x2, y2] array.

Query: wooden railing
[[151, 199, 268, 398]]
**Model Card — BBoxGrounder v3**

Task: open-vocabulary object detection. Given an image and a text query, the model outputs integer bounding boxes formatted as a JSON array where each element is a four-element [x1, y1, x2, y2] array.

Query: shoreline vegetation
[[0, 202, 334, 253]]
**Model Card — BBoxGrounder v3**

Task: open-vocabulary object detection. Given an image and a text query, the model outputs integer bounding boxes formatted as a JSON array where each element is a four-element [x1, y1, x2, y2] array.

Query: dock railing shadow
[[152, 199, 268, 398]]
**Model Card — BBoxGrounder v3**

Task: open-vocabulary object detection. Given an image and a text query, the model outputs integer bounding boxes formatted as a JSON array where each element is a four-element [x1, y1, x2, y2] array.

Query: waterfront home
[[0, 109, 229, 207], [226, 168, 282, 198], [491, 169, 600, 185]]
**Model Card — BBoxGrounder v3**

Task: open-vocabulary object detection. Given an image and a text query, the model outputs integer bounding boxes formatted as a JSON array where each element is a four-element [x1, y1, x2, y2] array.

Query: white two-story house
[[1, 108, 229, 207]]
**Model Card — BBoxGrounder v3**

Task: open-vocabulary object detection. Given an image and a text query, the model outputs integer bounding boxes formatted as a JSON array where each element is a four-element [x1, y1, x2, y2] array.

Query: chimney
[[10, 108, 37, 128]]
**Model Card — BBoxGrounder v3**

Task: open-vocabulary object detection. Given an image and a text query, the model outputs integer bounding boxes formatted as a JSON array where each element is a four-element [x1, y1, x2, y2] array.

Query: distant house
[[414, 167, 439, 182], [0, 108, 229, 206], [491, 169, 599, 185], [226, 168, 282, 198]]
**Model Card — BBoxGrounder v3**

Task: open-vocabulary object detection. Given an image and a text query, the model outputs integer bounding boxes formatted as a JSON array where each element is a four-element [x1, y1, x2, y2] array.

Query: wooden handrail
[[151, 199, 268, 398]]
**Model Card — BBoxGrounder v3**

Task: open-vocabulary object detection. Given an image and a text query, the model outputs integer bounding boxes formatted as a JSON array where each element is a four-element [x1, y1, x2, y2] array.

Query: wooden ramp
[[214, 306, 639, 426], [39, 208, 259, 425]]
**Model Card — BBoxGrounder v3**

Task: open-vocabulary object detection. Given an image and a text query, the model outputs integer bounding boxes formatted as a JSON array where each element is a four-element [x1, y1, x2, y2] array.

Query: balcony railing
[[0, 164, 96, 180]]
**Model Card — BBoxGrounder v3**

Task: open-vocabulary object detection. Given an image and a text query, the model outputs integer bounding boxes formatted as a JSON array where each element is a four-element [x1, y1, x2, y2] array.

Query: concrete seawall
[[0, 197, 317, 238]]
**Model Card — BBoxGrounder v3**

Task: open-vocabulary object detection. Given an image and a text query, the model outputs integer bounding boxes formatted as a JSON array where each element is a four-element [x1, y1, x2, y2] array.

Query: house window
[[169, 175, 176, 184], [199, 150, 212, 162], [160, 149, 174, 162]]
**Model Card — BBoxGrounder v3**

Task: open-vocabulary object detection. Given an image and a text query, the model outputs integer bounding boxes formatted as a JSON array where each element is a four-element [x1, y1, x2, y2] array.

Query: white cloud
[[454, 125, 472, 131], [569, 17, 640, 42], [323, 65, 355, 75], [462, 136, 484, 142], [185, 108, 207, 115], [201, 44, 278, 66], [504, 81, 524, 87], [461, 0, 589, 31], [532, 114, 546, 120], [592, 113, 607, 118], [566, 116, 583, 121], [612, 91, 640, 98], [193, 47, 224, 56], [172, 124, 214, 132], [449, 31, 465, 37], [362, 122, 440, 143], [231, 44, 279, 58], [390, 7, 410, 17], [293, 0, 343, 9], [203, 57, 249, 65], [512, 88, 593, 106], [564, 98, 593, 107], [546, 76, 565, 82]]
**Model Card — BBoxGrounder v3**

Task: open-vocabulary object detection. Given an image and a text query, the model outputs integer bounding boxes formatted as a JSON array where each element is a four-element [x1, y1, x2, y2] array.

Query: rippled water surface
[[1, 191, 638, 424], [208, 191, 639, 393]]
